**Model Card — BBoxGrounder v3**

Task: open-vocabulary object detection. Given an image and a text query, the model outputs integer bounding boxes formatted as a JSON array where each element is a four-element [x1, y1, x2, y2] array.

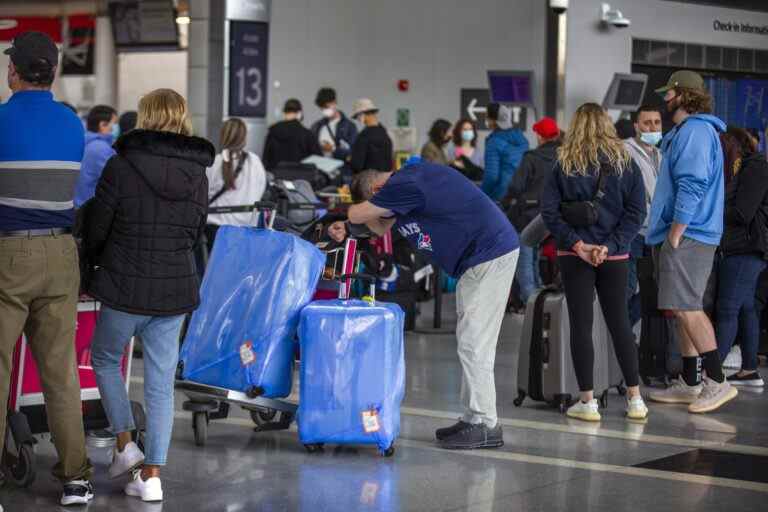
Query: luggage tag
[[239, 341, 257, 366], [361, 409, 381, 433]]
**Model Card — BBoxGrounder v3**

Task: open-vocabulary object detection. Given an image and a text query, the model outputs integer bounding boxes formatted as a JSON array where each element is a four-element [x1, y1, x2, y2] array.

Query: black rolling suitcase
[[637, 256, 682, 386]]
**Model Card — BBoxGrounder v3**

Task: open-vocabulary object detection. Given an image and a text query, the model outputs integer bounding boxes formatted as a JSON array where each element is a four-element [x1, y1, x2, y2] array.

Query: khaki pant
[[456, 249, 519, 428], [0, 234, 92, 481]]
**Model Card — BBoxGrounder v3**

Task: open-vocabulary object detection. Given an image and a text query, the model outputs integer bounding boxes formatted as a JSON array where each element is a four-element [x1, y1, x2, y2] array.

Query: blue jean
[[516, 244, 542, 304], [91, 306, 184, 465], [626, 236, 645, 327], [715, 254, 767, 371]]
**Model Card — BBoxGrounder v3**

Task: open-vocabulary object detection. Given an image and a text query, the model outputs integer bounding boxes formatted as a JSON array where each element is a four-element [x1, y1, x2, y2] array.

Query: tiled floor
[[2, 297, 767, 511]]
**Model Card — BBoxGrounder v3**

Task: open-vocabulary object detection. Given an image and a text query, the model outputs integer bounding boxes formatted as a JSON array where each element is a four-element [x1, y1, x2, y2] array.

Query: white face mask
[[640, 131, 662, 146], [321, 107, 336, 119]]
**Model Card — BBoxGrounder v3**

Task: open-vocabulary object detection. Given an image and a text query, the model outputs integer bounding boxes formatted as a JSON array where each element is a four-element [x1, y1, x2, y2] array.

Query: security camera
[[550, 0, 569, 14], [601, 3, 631, 29]]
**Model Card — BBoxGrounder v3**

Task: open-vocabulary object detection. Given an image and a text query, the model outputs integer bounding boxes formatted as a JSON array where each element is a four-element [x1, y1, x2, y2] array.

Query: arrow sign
[[467, 98, 487, 121], [460, 88, 491, 129]]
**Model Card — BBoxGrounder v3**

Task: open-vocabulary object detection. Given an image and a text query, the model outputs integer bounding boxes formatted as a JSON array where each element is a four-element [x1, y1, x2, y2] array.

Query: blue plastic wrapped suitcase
[[298, 299, 405, 455], [179, 226, 324, 398]]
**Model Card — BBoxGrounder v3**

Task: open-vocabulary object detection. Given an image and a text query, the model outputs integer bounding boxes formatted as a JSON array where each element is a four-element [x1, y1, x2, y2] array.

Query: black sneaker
[[435, 420, 471, 441], [60, 480, 94, 506], [727, 371, 764, 387], [438, 422, 504, 450]]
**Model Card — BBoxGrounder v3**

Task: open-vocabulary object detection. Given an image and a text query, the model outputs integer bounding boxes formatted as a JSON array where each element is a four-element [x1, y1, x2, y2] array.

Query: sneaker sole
[[566, 411, 601, 422], [60, 493, 94, 506], [438, 439, 504, 450], [626, 410, 648, 420], [729, 379, 764, 387], [126, 488, 163, 502], [688, 387, 739, 414], [647, 395, 698, 404]]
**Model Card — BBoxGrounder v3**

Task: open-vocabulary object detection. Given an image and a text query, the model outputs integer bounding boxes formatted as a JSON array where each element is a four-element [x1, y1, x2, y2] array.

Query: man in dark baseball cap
[[5, 30, 59, 87], [0, 29, 96, 507]]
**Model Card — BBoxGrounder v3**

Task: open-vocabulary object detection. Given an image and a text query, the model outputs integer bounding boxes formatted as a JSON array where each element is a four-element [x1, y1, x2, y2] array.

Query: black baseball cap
[[4, 31, 59, 73]]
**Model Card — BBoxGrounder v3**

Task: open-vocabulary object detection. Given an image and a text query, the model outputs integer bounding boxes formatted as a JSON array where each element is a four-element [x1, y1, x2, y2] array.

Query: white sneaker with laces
[[688, 377, 738, 413], [626, 396, 649, 420], [109, 441, 145, 479], [125, 470, 163, 502], [648, 377, 702, 404], [566, 399, 601, 422], [723, 345, 742, 369]]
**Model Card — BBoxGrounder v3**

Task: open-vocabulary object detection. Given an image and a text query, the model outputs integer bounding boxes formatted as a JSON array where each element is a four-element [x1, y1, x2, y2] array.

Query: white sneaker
[[125, 470, 163, 502], [566, 399, 601, 422], [648, 377, 702, 404], [60, 480, 94, 506], [723, 346, 742, 369], [626, 396, 649, 420], [688, 377, 739, 414], [109, 441, 145, 479]]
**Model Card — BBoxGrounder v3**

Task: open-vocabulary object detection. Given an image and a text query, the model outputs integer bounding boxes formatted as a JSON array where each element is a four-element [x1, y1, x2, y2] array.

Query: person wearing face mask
[[349, 98, 393, 174], [645, 70, 736, 414], [623, 105, 663, 328], [421, 119, 452, 166], [310, 87, 357, 161], [451, 118, 484, 181], [262, 98, 322, 172], [74, 104, 119, 207]]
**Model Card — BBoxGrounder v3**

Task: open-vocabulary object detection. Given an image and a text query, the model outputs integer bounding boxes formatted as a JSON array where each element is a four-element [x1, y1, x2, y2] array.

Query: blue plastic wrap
[[298, 299, 405, 453], [180, 226, 324, 398]]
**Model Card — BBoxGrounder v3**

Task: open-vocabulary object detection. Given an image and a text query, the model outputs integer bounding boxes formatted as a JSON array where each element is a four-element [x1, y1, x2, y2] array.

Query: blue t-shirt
[[370, 162, 519, 278]]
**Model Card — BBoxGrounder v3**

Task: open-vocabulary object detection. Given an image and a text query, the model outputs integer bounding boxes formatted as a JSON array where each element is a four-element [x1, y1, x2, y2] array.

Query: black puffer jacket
[[721, 153, 768, 258], [84, 129, 214, 316], [503, 140, 560, 231]]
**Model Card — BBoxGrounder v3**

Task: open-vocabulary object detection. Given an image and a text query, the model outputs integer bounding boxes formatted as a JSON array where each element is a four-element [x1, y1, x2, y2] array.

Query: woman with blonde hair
[[84, 88, 214, 502], [204, 118, 267, 250], [540, 102, 647, 422]]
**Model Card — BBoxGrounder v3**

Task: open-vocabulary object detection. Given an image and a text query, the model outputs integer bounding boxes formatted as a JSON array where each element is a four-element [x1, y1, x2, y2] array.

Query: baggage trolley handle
[[338, 273, 377, 302]]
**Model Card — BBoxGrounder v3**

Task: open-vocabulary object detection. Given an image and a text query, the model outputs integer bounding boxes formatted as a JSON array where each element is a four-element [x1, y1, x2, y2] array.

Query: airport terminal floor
[[2, 297, 767, 512]]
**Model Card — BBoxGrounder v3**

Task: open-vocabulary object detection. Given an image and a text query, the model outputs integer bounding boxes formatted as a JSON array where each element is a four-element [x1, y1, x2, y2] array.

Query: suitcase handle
[[338, 273, 376, 302]]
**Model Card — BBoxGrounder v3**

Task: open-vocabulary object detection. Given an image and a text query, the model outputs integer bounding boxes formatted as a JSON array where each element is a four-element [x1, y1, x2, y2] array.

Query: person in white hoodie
[[205, 118, 267, 249]]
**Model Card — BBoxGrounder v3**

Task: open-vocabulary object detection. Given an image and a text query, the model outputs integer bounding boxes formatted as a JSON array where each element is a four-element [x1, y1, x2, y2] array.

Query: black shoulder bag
[[209, 153, 248, 205], [560, 164, 608, 227]]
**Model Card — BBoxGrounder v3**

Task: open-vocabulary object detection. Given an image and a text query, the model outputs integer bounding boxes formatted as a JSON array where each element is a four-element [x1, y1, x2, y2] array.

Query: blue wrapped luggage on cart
[[298, 274, 405, 456], [179, 222, 324, 399]]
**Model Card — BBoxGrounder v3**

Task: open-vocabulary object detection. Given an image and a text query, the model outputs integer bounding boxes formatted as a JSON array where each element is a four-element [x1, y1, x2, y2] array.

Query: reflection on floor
[[2, 297, 767, 511]]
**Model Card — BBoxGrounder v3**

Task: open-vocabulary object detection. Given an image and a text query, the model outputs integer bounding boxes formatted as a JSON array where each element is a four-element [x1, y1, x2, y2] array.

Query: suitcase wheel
[[382, 445, 395, 458], [599, 390, 609, 409], [1, 442, 35, 488], [250, 408, 278, 426], [513, 389, 526, 407], [192, 411, 208, 447], [304, 443, 324, 454]]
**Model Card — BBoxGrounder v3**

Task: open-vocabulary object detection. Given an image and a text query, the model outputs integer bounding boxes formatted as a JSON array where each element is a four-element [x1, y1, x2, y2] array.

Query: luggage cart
[[2, 297, 143, 487], [176, 202, 360, 447]]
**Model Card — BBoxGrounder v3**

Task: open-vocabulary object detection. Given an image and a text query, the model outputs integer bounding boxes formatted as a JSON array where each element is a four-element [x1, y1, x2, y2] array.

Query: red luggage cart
[[2, 297, 144, 487]]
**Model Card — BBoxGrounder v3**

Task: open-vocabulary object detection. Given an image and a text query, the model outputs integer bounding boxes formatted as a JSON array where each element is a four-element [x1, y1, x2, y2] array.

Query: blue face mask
[[640, 131, 662, 146], [461, 130, 475, 142], [111, 123, 120, 140]]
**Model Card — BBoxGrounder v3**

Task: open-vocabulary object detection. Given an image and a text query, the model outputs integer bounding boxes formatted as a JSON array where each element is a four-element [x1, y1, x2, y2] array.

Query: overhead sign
[[460, 88, 490, 127], [228, 20, 269, 118]]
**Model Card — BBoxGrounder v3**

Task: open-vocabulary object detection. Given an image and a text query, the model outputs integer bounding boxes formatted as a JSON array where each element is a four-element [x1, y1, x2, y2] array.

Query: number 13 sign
[[228, 20, 269, 118]]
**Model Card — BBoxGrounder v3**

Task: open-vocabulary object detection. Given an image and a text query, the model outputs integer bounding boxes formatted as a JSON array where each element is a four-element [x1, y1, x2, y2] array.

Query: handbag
[[560, 164, 608, 227]]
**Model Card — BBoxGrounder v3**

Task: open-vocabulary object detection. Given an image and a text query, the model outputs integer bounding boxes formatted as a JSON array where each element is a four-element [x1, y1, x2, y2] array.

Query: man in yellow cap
[[646, 70, 737, 414]]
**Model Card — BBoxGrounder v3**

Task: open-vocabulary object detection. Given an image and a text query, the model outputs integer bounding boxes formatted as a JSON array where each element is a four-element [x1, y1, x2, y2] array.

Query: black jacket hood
[[114, 129, 215, 201], [526, 140, 560, 165]]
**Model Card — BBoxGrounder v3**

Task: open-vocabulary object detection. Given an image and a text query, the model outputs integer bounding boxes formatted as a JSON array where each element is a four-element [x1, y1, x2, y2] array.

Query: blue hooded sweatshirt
[[482, 128, 529, 200], [646, 114, 726, 246], [74, 131, 115, 207]]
